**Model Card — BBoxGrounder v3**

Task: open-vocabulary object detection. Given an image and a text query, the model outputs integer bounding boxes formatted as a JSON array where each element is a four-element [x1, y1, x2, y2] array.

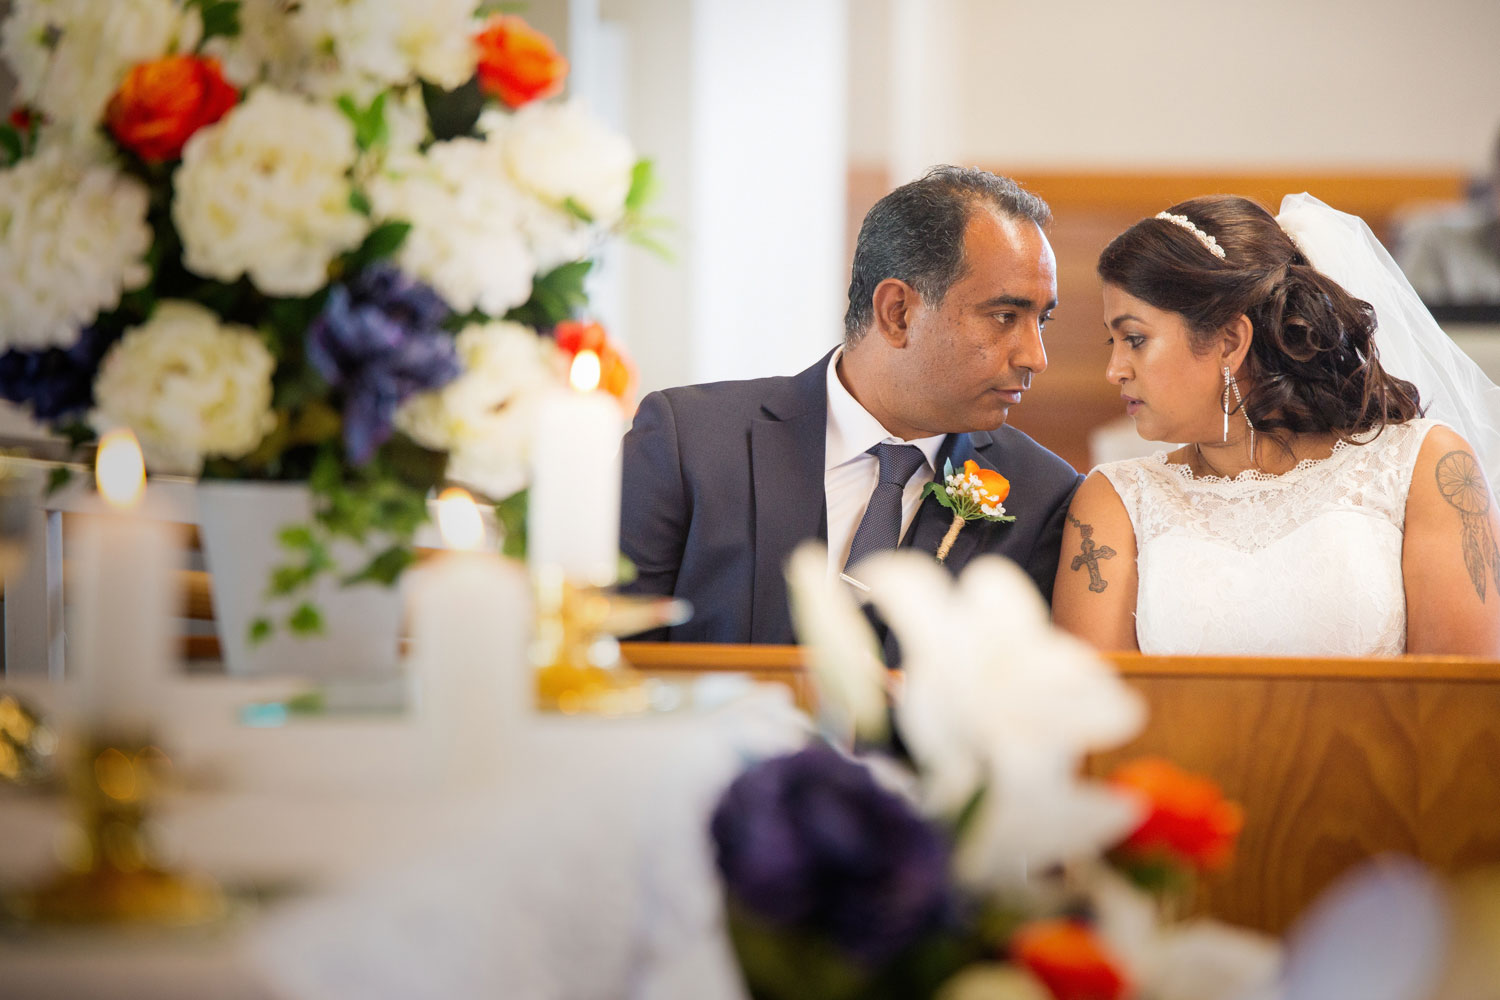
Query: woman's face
[[1101, 284, 1227, 443]]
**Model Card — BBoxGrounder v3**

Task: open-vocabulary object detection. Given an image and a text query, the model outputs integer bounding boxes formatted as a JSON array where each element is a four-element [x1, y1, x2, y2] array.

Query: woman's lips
[[1122, 394, 1142, 415]]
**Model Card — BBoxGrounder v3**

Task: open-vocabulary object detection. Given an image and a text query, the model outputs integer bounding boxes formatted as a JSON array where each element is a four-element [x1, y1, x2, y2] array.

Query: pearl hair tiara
[[1155, 211, 1227, 260]]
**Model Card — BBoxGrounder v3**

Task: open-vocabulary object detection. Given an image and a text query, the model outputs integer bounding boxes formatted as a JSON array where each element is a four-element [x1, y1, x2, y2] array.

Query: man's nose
[[1014, 319, 1048, 375]]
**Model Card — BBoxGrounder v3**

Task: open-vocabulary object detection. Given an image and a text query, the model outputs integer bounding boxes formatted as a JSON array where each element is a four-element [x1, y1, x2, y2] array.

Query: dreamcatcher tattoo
[[1436, 451, 1500, 602]]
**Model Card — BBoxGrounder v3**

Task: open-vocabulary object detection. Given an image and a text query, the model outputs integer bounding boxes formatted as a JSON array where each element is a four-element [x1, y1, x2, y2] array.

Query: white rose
[[1, 0, 201, 129], [500, 101, 636, 226], [92, 301, 276, 476], [0, 143, 151, 350], [173, 89, 369, 297], [369, 139, 536, 315], [396, 320, 560, 499]]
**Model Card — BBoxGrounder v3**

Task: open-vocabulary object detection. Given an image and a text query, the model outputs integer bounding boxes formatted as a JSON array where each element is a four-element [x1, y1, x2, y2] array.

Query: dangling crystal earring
[[1222, 365, 1256, 459]]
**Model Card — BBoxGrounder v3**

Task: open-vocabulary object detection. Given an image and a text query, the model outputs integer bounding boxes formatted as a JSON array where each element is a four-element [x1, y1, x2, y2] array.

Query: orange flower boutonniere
[[922, 458, 1015, 563]]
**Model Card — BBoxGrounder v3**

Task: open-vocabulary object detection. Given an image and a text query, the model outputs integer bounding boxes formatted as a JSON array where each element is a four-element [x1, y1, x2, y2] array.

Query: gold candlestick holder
[[530, 571, 691, 714], [9, 728, 224, 926]]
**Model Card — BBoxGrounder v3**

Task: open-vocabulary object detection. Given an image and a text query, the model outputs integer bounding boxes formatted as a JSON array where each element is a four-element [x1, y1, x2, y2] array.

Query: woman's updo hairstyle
[[1097, 194, 1421, 439]]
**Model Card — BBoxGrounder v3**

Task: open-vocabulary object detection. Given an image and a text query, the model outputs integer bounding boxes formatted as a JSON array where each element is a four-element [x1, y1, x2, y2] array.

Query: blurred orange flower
[[1109, 757, 1243, 871], [963, 459, 1011, 504], [474, 15, 568, 109], [105, 55, 239, 163], [1012, 920, 1132, 1000], [555, 320, 636, 403]]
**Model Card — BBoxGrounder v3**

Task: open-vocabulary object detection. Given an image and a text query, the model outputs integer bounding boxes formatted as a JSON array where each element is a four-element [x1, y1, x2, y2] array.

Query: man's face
[[887, 210, 1057, 436]]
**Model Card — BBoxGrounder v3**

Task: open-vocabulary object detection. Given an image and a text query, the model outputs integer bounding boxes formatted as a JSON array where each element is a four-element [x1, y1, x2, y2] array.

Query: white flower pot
[[196, 481, 403, 678]]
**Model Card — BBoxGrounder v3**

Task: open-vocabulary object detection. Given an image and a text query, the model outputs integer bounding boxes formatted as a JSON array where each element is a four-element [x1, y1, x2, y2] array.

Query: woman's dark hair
[[1097, 194, 1421, 440]]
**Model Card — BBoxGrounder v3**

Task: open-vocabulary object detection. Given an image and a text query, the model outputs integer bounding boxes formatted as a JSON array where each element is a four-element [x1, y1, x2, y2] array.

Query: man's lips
[[992, 387, 1027, 404]]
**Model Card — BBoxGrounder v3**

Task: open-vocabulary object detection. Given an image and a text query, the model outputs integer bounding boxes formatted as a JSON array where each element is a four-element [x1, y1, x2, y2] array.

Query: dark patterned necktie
[[844, 443, 927, 572]]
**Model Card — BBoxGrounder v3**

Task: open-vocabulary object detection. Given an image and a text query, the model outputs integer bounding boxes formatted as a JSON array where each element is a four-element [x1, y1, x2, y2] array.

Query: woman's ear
[[871, 278, 915, 348], [1220, 314, 1254, 375]]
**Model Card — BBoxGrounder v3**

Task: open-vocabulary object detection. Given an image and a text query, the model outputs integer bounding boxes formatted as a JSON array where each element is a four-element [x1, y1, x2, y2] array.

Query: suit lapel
[[903, 430, 1002, 575], [749, 356, 830, 643]]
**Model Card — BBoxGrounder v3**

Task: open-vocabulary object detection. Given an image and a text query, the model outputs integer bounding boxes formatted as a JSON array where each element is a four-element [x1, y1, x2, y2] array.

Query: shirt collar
[[825, 347, 946, 472]]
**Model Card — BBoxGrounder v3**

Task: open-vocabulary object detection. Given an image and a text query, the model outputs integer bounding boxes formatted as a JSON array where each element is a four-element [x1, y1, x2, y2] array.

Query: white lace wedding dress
[[1096, 418, 1440, 656]]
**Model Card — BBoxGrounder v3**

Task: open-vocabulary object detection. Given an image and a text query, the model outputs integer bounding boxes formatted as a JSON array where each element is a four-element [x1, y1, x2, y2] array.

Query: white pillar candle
[[528, 350, 624, 586], [408, 488, 530, 787], [70, 429, 178, 732]]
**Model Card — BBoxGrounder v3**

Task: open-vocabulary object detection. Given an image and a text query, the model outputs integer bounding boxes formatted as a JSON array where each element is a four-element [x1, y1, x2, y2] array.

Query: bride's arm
[[1052, 471, 1140, 651], [1404, 426, 1500, 656]]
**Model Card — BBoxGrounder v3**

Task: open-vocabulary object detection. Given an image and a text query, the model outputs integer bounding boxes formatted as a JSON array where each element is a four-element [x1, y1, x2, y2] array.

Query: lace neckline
[[1154, 437, 1357, 485]]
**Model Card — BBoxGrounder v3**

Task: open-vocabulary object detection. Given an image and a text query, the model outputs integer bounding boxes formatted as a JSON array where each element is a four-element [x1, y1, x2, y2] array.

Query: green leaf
[[495, 489, 527, 559], [278, 524, 317, 551], [348, 188, 372, 216], [45, 465, 73, 497], [952, 781, 988, 839], [421, 77, 485, 142], [350, 220, 412, 267], [248, 617, 273, 646], [270, 563, 315, 596], [0, 125, 22, 167], [288, 602, 325, 636], [624, 228, 676, 262], [624, 158, 658, 214], [343, 545, 414, 587], [187, 0, 242, 43], [922, 480, 956, 512], [504, 260, 593, 328], [561, 197, 594, 223]]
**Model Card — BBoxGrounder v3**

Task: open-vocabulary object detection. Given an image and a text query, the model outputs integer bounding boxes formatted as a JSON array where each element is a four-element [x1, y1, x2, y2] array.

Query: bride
[[1053, 194, 1500, 656]]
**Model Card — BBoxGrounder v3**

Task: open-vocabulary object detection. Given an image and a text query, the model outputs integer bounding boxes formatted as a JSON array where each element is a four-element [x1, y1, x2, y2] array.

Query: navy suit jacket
[[620, 352, 1083, 644]]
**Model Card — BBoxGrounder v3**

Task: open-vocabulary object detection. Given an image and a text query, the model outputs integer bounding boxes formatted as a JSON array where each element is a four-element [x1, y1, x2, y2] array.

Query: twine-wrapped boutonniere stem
[[923, 458, 1016, 562]]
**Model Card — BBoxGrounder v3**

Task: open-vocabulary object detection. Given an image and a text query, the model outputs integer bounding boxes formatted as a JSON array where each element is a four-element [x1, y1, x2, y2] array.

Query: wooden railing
[[625, 642, 1500, 935]]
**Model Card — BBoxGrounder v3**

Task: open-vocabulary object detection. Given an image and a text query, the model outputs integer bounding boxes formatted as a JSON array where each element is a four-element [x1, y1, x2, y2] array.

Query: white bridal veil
[[1276, 193, 1500, 493]]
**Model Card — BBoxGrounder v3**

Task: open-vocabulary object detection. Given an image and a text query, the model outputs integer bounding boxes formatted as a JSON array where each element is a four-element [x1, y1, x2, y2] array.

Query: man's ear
[[871, 278, 915, 348], [1220, 314, 1254, 375]]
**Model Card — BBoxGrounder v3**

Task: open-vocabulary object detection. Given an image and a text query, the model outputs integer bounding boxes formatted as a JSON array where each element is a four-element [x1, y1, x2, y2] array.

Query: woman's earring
[[1222, 364, 1256, 458], [1220, 367, 1231, 443]]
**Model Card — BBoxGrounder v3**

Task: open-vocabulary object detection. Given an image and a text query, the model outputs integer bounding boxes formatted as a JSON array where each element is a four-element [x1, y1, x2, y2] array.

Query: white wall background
[[851, 0, 1500, 173]]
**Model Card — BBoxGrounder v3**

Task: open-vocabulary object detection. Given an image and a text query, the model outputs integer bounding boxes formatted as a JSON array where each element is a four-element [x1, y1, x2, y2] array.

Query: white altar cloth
[[0, 676, 807, 1000]]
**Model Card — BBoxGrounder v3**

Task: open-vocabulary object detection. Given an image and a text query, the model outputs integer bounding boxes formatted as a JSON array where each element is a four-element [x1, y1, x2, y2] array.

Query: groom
[[620, 166, 1082, 644]]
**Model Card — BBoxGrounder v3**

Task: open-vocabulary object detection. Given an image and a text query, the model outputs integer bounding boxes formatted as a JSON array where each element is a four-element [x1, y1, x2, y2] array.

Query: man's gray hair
[[843, 166, 1050, 344]]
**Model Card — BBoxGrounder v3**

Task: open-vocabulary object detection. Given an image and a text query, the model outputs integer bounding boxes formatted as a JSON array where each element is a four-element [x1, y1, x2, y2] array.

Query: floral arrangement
[[0, 1, 650, 634], [709, 546, 1275, 1000], [924, 459, 1015, 562]]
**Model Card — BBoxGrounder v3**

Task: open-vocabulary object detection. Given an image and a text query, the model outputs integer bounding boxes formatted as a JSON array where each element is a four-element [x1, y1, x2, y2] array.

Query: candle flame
[[570, 350, 602, 393], [96, 429, 145, 509], [436, 487, 484, 551]]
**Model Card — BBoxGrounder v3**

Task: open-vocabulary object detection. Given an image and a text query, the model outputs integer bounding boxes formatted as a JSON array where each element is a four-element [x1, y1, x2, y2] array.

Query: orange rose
[[1109, 757, 1243, 871], [555, 320, 637, 404], [106, 55, 239, 163], [1012, 920, 1132, 1000], [474, 15, 568, 108], [963, 459, 1011, 504]]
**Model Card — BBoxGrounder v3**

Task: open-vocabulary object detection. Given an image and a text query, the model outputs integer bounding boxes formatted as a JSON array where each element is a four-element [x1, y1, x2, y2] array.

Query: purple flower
[[710, 743, 952, 966], [0, 325, 119, 422], [307, 265, 461, 464]]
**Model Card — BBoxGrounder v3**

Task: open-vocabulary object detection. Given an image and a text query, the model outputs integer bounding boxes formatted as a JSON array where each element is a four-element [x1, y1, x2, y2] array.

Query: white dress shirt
[[824, 349, 946, 578]]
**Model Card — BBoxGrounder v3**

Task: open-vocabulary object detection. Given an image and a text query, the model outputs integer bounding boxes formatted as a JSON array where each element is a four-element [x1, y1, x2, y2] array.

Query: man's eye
[[1039, 312, 1054, 328], [993, 313, 1015, 325]]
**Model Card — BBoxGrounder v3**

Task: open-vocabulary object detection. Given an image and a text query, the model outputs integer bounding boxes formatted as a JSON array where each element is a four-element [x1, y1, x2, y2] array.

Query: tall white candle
[[408, 488, 530, 787], [528, 350, 624, 586], [70, 429, 178, 732]]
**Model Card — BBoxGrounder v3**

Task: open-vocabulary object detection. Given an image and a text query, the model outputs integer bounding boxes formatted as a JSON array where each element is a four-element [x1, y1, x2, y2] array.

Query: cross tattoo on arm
[[1067, 513, 1116, 593]]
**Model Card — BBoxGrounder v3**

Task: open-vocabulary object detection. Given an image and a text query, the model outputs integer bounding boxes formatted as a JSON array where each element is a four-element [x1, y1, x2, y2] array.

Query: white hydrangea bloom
[[500, 101, 635, 226], [396, 321, 560, 500], [92, 301, 276, 475], [369, 139, 536, 315], [173, 88, 369, 297], [228, 0, 478, 100], [0, 142, 151, 350], [1, 0, 201, 129]]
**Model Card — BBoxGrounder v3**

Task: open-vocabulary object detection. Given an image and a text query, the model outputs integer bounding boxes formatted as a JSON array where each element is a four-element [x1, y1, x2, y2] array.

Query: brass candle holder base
[[8, 731, 225, 927], [531, 574, 690, 715]]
